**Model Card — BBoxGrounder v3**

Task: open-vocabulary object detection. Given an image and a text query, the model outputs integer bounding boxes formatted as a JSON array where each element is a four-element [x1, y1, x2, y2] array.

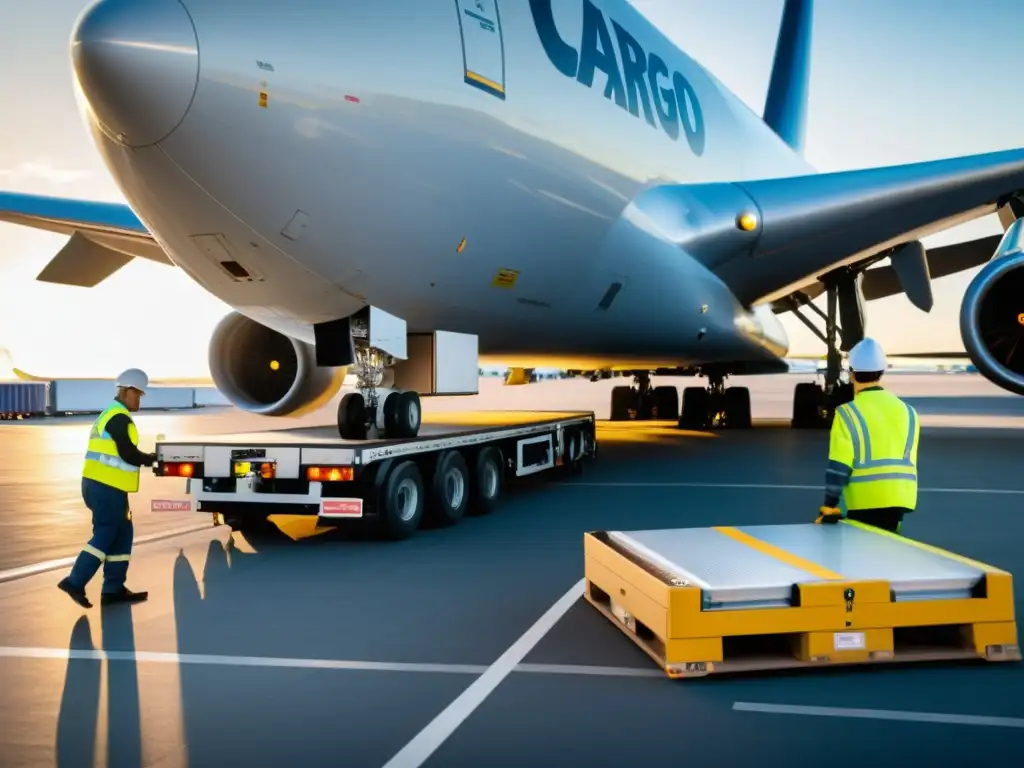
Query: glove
[[815, 506, 842, 524]]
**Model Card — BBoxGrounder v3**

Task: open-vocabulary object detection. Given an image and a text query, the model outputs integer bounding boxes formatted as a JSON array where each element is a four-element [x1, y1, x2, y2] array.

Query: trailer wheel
[[379, 460, 424, 539], [338, 393, 367, 440], [470, 446, 503, 515], [563, 429, 585, 475], [428, 450, 469, 526]]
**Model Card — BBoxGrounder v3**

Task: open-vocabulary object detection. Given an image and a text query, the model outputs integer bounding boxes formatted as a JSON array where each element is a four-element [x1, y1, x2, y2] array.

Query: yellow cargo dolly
[[584, 520, 1019, 678]]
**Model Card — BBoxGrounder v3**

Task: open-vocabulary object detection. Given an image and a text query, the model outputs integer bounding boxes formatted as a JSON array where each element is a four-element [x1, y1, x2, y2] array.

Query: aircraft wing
[[0, 190, 171, 287], [663, 147, 1024, 308]]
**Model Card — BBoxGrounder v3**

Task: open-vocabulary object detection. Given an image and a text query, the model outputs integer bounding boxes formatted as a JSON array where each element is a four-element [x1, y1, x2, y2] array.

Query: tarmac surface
[[1, 373, 1023, 767]]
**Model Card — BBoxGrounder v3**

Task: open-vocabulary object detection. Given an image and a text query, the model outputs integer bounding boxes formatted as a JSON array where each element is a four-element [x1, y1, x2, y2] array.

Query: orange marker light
[[307, 466, 354, 482], [1018, 312, 1024, 326]]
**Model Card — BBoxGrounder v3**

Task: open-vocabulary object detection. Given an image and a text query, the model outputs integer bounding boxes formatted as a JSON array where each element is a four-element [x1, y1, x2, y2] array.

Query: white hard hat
[[847, 338, 887, 372], [115, 368, 149, 393]]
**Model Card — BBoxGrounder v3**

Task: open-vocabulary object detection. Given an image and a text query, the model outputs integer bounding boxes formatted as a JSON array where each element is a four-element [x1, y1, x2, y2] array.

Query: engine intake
[[208, 312, 343, 416], [959, 221, 1024, 395]]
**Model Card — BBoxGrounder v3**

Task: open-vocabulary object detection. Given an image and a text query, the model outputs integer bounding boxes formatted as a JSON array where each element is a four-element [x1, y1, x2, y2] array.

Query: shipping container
[[49, 380, 196, 414], [0, 382, 49, 417]]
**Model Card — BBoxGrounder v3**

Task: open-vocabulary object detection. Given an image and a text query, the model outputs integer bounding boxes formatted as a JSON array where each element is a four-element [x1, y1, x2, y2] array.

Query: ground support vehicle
[[152, 411, 596, 540]]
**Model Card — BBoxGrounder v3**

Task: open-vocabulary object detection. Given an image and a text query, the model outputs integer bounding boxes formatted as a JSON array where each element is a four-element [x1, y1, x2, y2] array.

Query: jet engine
[[207, 311, 344, 416], [959, 220, 1024, 396]]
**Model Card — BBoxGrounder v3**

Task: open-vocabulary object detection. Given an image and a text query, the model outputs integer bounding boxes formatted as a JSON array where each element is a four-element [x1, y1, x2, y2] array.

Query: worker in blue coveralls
[[815, 338, 920, 533], [58, 369, 158, 608]]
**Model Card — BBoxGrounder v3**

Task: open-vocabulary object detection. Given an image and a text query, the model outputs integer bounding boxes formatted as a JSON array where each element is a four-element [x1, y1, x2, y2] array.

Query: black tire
[[609, 385, 633, 421], [392, 391, 421, 438], [792, 382, 822, 429], [428, 450, 470, 527], [562, 428, 585, 475], [723, 386, 752, 429], [470, 446, 503, 515], [679, 387, 710, 429], [651, 385, 680, 421], [383, 391, 399, 434], [378, 460, 424, 540], [338, 392, 367, 440]]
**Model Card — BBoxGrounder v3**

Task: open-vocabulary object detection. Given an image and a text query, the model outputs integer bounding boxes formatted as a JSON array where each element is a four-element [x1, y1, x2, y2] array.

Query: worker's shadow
[[171, 533, 267, 762], [55, 606, 142, 768]]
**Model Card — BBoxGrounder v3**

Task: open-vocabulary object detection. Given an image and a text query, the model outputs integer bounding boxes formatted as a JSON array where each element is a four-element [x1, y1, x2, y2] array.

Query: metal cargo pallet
[[583, 521, 1019, 679]]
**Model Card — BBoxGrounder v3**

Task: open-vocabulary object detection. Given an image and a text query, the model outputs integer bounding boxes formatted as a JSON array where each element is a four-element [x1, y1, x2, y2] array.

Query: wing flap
[[36, 232, 135, 287], [0, 190, 172, 286]]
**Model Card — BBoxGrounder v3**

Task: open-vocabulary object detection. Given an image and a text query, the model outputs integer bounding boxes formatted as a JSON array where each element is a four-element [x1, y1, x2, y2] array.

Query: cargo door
[[455, 0, 506, 100]]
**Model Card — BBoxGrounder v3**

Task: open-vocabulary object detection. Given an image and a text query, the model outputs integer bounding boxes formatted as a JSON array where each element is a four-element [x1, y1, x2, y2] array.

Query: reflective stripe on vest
[[835, 395, 918, 510], [82, 401, 141, 493]]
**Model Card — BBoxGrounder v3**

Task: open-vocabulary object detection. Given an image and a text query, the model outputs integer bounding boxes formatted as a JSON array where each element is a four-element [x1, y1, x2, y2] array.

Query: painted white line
[[733, 701, 1024, 728], [0, 645, 663, 680], [0, 646, 486, 675], [0, 524, 214, 584], [381, 579, 586, 768], [559, 481, 1024, 495]]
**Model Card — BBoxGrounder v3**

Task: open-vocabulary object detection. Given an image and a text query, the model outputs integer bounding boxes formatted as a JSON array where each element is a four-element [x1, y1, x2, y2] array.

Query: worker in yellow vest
[[815, 338, 920, 533], [58, 369, 157, 608]]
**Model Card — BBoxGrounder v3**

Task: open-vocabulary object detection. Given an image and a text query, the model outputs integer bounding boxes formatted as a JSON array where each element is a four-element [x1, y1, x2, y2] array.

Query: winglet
[[762, 0, 814, 154]]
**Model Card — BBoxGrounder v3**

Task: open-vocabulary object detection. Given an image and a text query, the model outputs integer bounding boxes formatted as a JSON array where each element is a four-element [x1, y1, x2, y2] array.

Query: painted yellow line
[[713, 526, 845, 581], [840, 520, 1007, 574], [466, 70, 505, 93]]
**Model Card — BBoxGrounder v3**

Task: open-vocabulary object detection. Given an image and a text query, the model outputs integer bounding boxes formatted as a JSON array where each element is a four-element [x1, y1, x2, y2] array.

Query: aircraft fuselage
[[76, 0, 813, 369]]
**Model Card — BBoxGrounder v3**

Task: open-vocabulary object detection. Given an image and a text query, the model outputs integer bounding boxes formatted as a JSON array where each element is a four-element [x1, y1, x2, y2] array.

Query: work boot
[[57, 577, 92, 609], [100, 587, 149, 606]]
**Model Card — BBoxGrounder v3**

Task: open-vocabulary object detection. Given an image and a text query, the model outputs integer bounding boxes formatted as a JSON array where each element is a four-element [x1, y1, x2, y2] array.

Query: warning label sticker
[[151, 499, 193, 512], [320, 499, 363, 518], [492, 268, 519, 289]]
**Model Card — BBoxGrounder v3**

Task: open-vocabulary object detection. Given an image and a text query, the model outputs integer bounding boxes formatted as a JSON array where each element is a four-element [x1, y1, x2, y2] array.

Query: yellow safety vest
[[82, 400, 141, 493], [829, 388, 920, 511]]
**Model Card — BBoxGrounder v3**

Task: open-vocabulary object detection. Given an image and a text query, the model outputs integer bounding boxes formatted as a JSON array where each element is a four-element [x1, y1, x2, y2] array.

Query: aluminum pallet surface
[[610, 522, 986, 610], [584, 522, 1019, 679]]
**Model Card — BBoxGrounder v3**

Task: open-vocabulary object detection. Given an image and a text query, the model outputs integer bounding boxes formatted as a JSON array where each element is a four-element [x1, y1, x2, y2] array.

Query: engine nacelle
[[208, 312, 344, 416], [959, 224, 1024, 395]]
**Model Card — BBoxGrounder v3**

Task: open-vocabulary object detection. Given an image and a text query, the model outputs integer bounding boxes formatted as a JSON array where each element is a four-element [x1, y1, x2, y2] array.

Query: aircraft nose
[[71, 0, 199, 148]]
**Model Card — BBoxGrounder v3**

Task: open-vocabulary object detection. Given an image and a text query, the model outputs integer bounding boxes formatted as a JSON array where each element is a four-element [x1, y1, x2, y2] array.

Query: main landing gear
[[608, 372, 752, 430], [787, 270, 864, 429], [337, 343, 422, 441]]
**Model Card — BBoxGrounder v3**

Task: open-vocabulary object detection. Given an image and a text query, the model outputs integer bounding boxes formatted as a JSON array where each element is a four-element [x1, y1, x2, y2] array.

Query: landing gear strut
[[607, 371, 752, 430], [679, 374, 752, 430], [337, 334, 421, 441], [787, 270, 864, 429], [609, 372, 679, 421]]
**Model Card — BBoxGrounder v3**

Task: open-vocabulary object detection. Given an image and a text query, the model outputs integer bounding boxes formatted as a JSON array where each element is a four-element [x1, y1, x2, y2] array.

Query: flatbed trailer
[[152, 410, 596, 540], [584, 520, 1020, 678]]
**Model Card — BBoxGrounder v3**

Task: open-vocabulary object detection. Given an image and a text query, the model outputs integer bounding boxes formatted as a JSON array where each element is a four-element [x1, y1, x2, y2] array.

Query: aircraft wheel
[[427, 450, 470, 527], [609, 385, 633, 420], [338, 392, 367, 440], [470, 446, 503, 515], [378, 460, 424, 540], [651, 385, 679, 420], [791, 383, 823, 428], [392, 391, 421, 438], [679, 387, 710, 429], [723, 386, 752, 429]]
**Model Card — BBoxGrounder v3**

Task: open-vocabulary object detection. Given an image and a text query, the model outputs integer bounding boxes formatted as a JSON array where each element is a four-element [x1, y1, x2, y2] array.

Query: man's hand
[[815, 506, 842, 524]]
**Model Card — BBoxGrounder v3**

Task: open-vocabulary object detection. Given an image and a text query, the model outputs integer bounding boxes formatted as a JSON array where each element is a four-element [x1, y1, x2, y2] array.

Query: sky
[[1, 0, 1022, 378]]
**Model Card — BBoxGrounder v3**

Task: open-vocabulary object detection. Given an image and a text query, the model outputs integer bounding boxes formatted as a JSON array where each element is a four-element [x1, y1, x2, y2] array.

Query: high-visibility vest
[[82, 400, 141, 493], [829, 388, 920, 511]]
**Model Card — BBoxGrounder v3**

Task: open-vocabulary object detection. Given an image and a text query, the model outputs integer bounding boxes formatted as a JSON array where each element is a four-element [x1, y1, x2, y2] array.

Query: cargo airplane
[[2, 0, 1024, 439]]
